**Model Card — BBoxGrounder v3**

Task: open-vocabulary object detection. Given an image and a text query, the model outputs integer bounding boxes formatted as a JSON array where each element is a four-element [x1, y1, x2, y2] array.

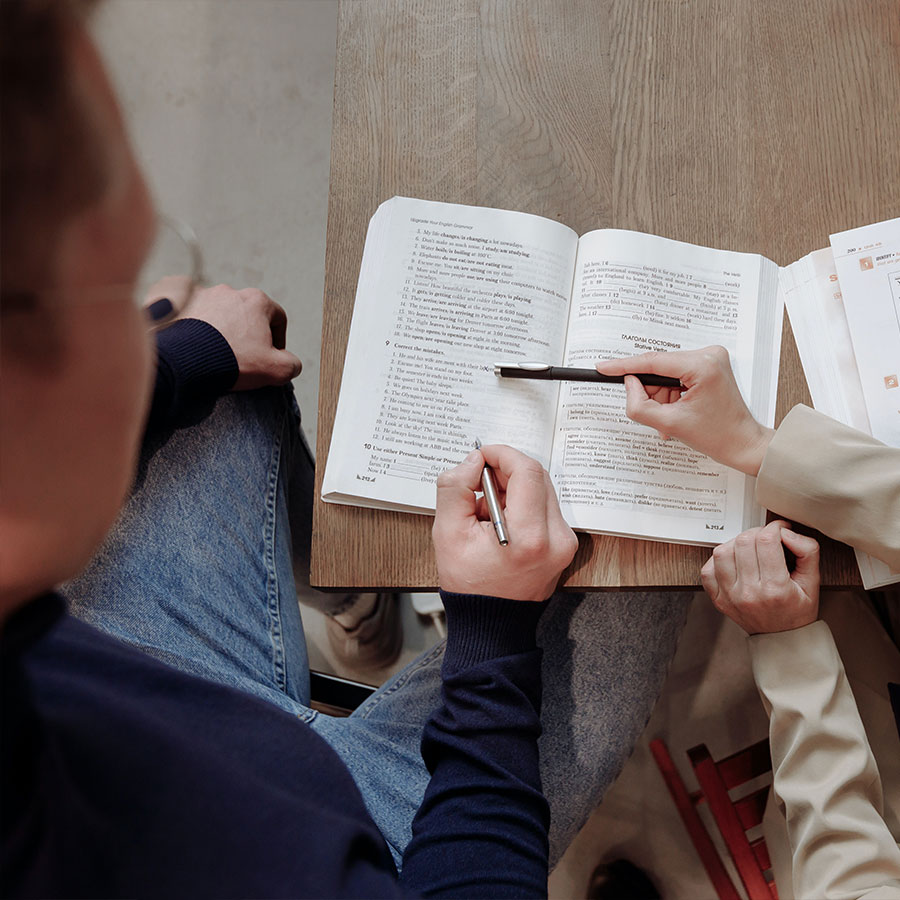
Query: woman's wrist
[[733, 424, 775, 476]]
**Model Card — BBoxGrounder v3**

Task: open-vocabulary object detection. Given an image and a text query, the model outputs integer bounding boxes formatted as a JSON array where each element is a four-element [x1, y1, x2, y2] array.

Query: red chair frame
[[651, 737, 777, 900]]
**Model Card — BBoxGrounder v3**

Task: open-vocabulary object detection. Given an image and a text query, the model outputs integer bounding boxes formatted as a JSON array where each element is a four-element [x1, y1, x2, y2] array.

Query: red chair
[[650, 737, 777, 900]]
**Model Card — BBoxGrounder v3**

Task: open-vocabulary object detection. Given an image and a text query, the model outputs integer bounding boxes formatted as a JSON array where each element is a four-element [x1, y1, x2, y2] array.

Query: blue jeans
[[64, 388, 691, 867]]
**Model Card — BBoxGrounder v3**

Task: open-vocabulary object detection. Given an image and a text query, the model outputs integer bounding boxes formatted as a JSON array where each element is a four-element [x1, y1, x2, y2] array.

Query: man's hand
[[145, 280, 302, 390], [700, 519, 820, 634], [596, 346, 773, 475], [433, 445, 578, 603]]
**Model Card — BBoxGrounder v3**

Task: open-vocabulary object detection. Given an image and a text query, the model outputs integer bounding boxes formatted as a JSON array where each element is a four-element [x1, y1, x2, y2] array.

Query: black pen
[[494, 361, 682, 389]]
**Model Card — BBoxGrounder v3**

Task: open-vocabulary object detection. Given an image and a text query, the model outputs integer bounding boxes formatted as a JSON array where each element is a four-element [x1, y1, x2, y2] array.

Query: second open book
[[323, 197, 784, 546], [781, 216, 900, 587]]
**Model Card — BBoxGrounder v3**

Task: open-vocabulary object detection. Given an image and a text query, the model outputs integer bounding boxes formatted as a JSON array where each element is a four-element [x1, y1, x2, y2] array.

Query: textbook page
[[781, 248, 898, 589], [826, 219, 900, 588], [322, 197, 578, 512], [830, 217, 900, 447], [780, 248, 870, 433], [548, 229, 782, 545]]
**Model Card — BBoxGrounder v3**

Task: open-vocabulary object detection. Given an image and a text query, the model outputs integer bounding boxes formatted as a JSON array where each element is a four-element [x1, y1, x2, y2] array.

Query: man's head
[[1, 0, 156, 615]]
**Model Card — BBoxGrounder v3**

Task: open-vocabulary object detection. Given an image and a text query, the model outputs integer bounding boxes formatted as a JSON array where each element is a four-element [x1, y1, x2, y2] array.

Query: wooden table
[[313, 0, 899, 591]]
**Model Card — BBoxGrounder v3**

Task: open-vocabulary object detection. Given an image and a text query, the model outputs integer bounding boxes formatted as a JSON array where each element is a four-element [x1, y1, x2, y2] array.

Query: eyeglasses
[[0, 213, 206, 318], [138, 214, 206, 323]]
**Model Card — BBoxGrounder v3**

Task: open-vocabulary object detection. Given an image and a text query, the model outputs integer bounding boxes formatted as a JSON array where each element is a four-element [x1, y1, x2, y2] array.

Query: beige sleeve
[[756, 405, 900, 570], [749, 622, 900, 900]]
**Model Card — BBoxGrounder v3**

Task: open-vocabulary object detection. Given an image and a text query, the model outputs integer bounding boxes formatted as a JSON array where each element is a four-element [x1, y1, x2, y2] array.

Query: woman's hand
[[596, 346, 773, 475], [701, 519, 820, 634]]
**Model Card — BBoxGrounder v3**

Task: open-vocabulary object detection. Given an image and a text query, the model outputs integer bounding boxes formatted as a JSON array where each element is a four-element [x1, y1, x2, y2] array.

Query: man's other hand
[[700, 519, 820, 634], [147, 281, 302, 390], [595, 346, 773, 475], [433, 445, 578, 603]]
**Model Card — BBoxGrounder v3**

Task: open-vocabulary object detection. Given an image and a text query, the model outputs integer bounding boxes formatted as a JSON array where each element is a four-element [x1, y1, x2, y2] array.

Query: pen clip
[[494, 361, 551, 375]]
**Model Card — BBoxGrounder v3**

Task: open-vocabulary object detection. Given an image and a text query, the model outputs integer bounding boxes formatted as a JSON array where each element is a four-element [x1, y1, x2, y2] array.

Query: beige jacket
[[749, 405, 900, 899], [757, 405, 900, 571]]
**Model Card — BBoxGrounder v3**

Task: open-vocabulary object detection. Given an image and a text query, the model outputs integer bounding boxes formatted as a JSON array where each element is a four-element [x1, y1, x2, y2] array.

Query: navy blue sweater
[[0, 319, 550, 898]]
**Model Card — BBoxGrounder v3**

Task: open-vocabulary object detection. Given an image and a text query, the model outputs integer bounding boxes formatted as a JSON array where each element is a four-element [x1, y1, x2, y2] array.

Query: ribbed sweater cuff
[[439, 591, 546, 676], [157, 318, 238, 400]]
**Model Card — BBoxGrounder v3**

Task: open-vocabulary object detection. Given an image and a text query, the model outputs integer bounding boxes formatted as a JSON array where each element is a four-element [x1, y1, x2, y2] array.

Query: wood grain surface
[[312, 0, 900, 590]]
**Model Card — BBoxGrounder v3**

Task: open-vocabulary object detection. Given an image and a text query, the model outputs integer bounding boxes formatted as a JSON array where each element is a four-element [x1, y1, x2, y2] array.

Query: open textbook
[[781, 216, 900, 589], [322, 197, 784, 546]]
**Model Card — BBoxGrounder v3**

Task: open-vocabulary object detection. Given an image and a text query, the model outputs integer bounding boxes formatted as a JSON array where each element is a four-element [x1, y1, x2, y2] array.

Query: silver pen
[[474, 438, 509, 546]]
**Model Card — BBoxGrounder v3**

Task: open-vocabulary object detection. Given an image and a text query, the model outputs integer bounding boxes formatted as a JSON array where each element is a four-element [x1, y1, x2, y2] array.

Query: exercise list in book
[[361, 206, 576, 489], [328, 199, 776, 541]]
